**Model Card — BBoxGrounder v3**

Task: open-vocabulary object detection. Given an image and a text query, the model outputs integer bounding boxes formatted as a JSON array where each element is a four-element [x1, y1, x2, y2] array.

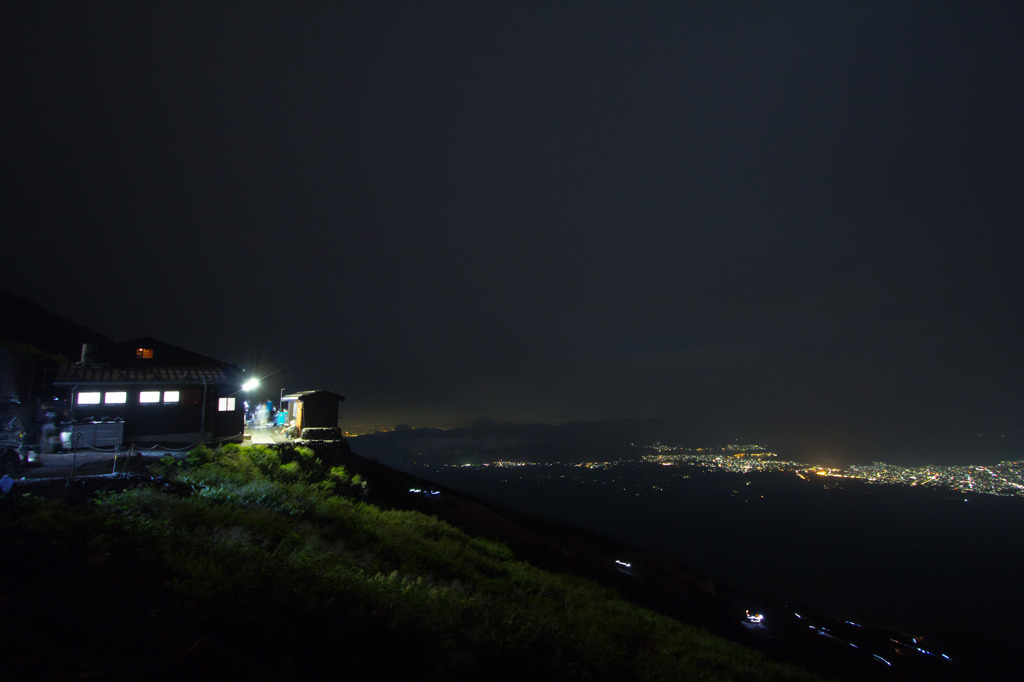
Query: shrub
[[279, 461, 301, 482], [185, 444, 217, 468], [330, 465, 351, 484], [150, 453, 181, 476], [246, 444, 282, 476], [279, 444, 326, 480]]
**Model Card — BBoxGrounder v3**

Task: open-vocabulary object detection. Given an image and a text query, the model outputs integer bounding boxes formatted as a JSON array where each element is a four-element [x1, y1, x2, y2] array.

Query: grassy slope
[[0, 443, 826, 681]]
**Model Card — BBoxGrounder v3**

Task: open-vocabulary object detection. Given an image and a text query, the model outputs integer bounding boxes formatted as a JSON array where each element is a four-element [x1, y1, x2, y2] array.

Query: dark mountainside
[[1, 443, 985, 681], [0, 287, 113, 360]]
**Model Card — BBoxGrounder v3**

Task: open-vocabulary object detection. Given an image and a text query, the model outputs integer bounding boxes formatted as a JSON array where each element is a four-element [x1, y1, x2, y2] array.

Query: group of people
[[2, 398, 70, 462], [244, 400, 293, 435]]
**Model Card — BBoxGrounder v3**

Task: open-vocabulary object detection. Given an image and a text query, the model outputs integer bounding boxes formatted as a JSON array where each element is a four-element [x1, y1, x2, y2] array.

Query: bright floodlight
[[242, 378, 259, 391]]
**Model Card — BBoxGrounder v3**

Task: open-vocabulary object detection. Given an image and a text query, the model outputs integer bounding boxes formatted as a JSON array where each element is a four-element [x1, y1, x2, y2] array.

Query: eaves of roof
[[282, 390, 345, 402], [53, 363, 229, 385]]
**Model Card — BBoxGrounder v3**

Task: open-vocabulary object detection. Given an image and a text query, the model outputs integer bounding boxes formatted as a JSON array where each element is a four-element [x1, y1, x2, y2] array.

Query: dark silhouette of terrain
[[0, 286, 112, 359]]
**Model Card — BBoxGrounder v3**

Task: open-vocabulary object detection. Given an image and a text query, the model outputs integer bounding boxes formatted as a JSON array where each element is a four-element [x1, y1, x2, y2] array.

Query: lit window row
[[77, 391, 180, 405]]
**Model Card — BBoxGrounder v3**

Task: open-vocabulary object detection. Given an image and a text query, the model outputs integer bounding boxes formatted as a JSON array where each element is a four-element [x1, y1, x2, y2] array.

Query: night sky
[[5, 3, 1023, 461]]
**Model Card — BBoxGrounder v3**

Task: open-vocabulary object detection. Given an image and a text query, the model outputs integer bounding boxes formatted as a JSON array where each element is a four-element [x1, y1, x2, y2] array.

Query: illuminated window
[[163, 391, 180, 403], [77, 392, 101, 405], [218, 397, 236, 411], [136, 348, 154, 359], [104, 391, 127, 404], [140, 391, 161, 404]]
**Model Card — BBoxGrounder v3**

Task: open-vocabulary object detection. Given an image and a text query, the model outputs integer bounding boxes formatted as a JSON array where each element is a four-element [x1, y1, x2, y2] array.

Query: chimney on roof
[[80, 343, 98, 365]]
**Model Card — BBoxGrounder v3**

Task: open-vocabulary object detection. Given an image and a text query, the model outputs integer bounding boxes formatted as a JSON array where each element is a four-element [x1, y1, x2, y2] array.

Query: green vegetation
[[0, 340, 66, 365], [2, 444, 826, 680]]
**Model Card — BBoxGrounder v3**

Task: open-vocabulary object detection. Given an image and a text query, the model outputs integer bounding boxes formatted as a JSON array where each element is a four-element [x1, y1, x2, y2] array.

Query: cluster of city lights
[[642, 446, 1024, 498], [422, 443, 1024, 499]]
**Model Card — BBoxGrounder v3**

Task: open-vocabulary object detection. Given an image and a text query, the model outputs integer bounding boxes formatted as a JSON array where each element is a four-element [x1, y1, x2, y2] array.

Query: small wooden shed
[[281, 390, 345, 432]]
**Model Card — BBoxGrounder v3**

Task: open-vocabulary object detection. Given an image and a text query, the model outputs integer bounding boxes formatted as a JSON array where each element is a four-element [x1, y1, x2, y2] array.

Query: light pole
[[242, 378, 259, 430]]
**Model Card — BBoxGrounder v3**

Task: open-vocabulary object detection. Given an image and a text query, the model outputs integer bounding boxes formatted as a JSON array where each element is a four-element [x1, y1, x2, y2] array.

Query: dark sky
[[4, 2, 1023, 458]]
